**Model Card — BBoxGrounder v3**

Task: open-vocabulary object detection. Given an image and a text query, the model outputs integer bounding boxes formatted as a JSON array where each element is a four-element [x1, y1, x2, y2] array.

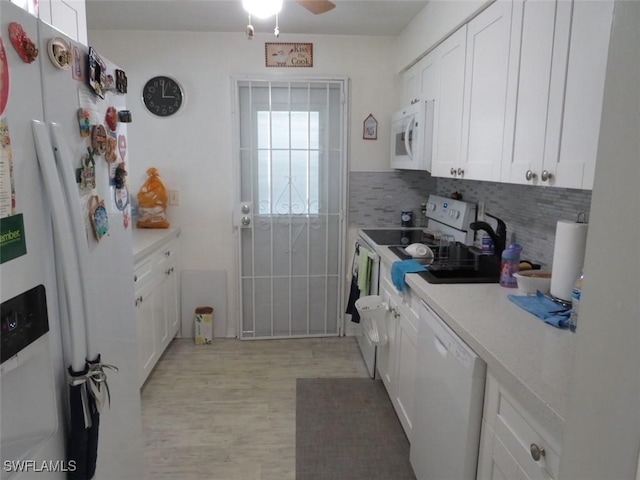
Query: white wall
[[558, 1, 640, 478], [396, 0, 490, 71], [89, 30, 399, 336]]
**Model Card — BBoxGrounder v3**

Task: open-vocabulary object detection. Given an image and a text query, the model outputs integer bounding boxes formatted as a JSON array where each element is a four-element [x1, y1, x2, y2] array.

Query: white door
[[234, 79, 347, 339]]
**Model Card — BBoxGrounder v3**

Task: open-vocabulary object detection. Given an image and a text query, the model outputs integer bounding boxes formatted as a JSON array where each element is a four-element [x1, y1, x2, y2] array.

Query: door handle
[[404, 118, 414, 160]]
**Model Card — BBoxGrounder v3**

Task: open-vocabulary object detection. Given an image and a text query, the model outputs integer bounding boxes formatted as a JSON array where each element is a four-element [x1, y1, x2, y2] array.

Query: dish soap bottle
[[569, 273, 583, 332], [500, 243, 523, 288]]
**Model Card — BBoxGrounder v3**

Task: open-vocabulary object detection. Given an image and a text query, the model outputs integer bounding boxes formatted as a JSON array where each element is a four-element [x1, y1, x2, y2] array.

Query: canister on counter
[[401, 210, 414, 228]]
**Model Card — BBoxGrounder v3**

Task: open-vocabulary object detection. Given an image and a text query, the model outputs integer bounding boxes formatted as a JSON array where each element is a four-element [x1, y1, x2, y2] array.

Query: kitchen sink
[[389, 244, 500, 284]]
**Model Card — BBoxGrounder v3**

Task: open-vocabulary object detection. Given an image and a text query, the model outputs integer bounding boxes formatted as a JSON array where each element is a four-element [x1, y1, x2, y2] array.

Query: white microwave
[[390, 99, 434, 171]]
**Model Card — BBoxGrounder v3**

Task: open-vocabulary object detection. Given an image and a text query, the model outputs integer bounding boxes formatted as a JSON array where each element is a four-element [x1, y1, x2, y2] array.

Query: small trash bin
[[355, 295, 388, 346], [194, 306, 213, 345]]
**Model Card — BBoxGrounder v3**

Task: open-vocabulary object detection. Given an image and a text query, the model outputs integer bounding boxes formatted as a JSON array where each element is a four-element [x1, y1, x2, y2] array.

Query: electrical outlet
[[168, 189, 180, 206], [477, 200, 485, 220]]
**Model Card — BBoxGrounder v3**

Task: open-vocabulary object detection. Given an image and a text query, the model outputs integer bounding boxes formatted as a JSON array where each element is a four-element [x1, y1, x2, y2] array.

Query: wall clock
[[142, 76, 183, 117]]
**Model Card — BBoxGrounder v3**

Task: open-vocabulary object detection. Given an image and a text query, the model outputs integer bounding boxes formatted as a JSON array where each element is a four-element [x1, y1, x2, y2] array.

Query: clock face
[[142, 76, 183, 117]]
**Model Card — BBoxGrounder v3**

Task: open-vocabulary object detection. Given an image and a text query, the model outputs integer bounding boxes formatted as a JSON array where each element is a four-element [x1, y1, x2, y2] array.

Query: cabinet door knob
[[450, 167, 456, 176], [457, 168, 464, 176], [525, 170, 537, 181], [134, 275, 138, 282], [541, 170, 553, 182], [165, 251, 171, 257], [530, 443, 546, 462]]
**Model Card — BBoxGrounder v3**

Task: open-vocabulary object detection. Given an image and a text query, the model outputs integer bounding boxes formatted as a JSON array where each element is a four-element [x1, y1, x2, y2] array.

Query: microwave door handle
[[404, 116, 414, 160]]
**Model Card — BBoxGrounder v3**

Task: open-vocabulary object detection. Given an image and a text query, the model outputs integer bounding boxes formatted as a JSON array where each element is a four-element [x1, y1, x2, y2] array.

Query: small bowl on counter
[[513, 270, 552, 295]]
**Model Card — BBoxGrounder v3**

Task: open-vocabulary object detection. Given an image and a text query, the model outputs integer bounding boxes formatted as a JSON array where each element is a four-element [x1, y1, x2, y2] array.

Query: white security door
[[234, 79, 347, 339]]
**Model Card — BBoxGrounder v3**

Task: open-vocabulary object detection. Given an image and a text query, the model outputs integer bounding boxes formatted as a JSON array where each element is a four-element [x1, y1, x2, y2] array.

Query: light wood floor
[[141, 337, 369, 479]]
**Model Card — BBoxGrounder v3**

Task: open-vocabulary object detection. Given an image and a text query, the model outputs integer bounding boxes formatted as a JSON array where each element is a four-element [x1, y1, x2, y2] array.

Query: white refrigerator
[[0, 1, 144, 478]]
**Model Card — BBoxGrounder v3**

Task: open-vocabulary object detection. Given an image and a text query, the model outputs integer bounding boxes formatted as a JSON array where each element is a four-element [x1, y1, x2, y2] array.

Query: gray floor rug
[[296, 378, 416, 480]]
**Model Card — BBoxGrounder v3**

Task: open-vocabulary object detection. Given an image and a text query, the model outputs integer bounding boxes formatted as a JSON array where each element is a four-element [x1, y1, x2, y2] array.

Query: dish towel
[[345, 275, 361, 323], [357, 246, 372, 295], [508, 291, 572, 329], [391, 260, 426, 293]]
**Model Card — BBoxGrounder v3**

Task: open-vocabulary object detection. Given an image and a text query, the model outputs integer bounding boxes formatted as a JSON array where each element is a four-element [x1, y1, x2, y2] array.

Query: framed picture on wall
[[363, 114, 377, 140]]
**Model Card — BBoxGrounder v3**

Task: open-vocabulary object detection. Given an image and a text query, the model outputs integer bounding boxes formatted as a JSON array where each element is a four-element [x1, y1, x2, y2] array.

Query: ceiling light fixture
[[243, 0, 283, 39], [242, 0, 283, 19]]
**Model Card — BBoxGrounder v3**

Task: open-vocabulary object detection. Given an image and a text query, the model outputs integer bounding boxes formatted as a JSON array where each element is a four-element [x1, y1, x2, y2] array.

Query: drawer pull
[[165, 251, 171, 257], [530, 443, 546, 462], [134, 275, 138, 282]]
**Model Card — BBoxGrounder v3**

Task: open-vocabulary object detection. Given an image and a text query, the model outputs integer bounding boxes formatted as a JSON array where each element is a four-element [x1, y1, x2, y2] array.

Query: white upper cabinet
[[553, 0, 614, 189], [502, 0, 613, 190], [460, 0, 513, 182], [427, 27, 467, 179], [37, 0, 88, 46], [502, 0, 571, 186], [404, 0, 613, 189], [402, 63, 420, 107]]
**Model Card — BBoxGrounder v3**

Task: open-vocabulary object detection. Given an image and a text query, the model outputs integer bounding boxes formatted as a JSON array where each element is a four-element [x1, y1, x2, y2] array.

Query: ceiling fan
[[243, 0, 336, 39], [295, 0, 336, 15]]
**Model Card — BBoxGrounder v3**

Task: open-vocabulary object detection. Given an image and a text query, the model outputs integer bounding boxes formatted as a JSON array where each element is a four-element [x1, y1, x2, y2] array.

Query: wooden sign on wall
[[265, 43, 313, 68]]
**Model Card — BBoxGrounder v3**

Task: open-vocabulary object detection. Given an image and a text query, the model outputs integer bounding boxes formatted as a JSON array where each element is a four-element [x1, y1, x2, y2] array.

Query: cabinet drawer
[[494, 403, 557, 479], [133, 257, 154, 289], [484, 374, 560, 480], [155, 240, 178, 267]]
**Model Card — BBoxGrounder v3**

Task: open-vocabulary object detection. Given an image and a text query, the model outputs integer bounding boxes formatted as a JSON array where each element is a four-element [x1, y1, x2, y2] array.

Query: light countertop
[[132, 227, 181, 263], [375, 243, 575, 442]]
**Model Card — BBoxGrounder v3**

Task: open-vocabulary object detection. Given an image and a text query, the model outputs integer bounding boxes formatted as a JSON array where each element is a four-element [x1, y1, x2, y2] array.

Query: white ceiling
[[86, 0, 430, 37]]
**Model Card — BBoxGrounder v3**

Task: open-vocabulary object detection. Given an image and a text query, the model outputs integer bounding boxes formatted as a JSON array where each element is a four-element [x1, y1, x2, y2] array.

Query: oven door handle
[[355, 240, 379, 261]]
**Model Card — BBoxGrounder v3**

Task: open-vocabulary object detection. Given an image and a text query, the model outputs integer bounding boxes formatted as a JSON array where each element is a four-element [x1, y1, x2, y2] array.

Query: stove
[[425, 195, 477, 244], [359, 229, 426, 247]]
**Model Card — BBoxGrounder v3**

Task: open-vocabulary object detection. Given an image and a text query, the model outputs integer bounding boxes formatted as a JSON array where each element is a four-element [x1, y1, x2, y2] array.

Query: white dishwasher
[[410, 300, 487, 480]]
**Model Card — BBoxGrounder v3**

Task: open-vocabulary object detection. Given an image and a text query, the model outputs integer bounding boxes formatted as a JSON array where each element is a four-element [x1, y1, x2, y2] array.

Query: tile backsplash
[[349, 172, 592, 267], [348, 171, 437, 228]]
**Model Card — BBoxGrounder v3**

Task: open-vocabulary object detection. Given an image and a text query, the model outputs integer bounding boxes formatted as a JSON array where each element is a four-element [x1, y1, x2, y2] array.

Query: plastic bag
[[136, 167, 170, 228]]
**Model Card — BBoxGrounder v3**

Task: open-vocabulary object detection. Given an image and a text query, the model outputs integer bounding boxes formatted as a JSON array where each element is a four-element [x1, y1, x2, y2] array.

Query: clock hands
[[160, 79, 175, 99]]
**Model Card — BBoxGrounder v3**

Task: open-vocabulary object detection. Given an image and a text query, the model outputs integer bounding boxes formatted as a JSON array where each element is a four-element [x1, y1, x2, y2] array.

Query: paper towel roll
[[550, 220, 588, 301]]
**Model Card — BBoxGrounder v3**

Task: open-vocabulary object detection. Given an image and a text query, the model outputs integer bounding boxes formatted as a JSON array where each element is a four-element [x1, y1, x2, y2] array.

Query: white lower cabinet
[[477, 373, 561, 480], [134, 276, 161, 385], [377, 279, 399, 394], [377, 262, 420, 442], [393, 293, 419, 441], [134, 238, 180, 387]]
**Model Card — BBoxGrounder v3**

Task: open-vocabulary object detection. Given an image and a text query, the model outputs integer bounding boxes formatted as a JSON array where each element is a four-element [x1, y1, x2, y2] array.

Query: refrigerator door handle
[[50, 123, 97, 358], [32, 120, 87, 372]]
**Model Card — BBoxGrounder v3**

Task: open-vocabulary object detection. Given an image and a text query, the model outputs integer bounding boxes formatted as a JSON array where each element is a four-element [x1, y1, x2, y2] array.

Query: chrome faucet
[[469, 213, 507, 256]]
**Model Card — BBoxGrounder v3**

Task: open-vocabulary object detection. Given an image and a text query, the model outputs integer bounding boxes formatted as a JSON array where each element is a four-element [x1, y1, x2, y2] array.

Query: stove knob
[[427, 202, 436, 212]]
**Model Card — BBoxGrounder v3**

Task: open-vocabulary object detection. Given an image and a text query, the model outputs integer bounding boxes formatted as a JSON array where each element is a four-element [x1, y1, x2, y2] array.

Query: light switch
[[169, 190, 180, 206]]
